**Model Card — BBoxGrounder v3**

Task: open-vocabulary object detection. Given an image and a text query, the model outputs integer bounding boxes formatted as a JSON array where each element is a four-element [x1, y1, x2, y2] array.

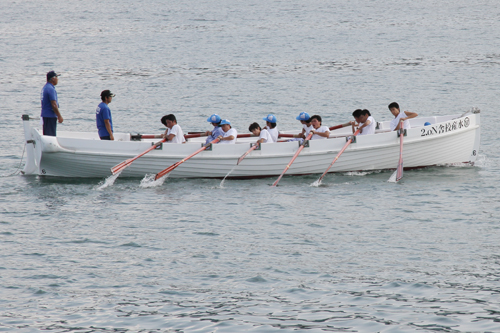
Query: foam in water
[[219, 165, 238, 188], [140, 173, 169, 188], [310, 179, 321, 187], [95, 171, 122, 190]]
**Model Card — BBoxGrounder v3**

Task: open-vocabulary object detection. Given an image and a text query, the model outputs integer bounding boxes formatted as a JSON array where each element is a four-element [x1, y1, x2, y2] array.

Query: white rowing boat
[[21, 110, 481, 179]]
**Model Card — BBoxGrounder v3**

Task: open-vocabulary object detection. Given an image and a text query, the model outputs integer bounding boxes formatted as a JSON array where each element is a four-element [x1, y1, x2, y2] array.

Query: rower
[[262, 114, 278, 142], [290, 112, 313, 143], [309, 115, 330, 139], [249, 122, 275, 145], [205, 114, 224, 144], [161, 114, 186, 143], [217, 119, 237, 144], [351, 109, 376, 135], [388, 102, 418, 131]]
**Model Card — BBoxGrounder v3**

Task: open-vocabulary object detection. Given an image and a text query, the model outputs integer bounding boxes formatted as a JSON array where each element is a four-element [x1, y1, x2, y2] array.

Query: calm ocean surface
[[1, 1, 500, 332]]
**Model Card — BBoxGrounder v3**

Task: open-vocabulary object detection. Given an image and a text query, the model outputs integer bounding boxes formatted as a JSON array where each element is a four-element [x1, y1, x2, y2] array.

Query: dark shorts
[[42, 117, 57, 136], [100, 136, 111, 140]]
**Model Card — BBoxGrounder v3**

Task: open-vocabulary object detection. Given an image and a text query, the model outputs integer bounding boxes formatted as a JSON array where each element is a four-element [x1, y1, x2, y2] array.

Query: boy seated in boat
[[352, 109, 376, 135], [248, 122, 275, 145], [309, 115, 330, 139], [388, 102, 418, 131], [292, 112, 313, 141], [262, 114, 279, 142], [161, 114, 186, 143], [205, 114, 224, 144], [217, 119, 237, 144]]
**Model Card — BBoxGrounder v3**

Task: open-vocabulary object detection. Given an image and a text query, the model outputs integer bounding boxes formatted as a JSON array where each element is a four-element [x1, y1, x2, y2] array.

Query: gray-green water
[[1, 0, 500, 332]]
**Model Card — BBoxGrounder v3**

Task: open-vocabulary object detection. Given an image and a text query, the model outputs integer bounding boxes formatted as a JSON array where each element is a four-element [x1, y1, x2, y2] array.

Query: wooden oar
[[316, 128, 361, 184], [271, 132, 314, 187], [111, 139, 166, 175], [277, 124, 344, 139], [329, 124, 343, 131], [154, 138, 221, 180], [396, 120, 405, 181], [111, 132, 209, 175], [237, 144, 259, 165], [133, 133, 204, 140]]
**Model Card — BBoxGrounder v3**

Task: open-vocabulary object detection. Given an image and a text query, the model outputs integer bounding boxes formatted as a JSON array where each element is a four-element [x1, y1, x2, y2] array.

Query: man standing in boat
[[388, 102, 418, 131], [96, 90, 115, 140], [40, 71, 63, 136], [161, 114, 186, 143]]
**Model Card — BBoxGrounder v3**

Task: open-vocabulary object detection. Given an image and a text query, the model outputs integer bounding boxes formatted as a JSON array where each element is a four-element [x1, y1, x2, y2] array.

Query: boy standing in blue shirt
[[96, 90, 116, 140], [40, 71, 63, 136]]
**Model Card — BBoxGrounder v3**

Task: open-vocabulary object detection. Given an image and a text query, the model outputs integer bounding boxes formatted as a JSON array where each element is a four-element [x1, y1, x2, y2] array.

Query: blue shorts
[[42, 117, 57, 136], [100, 136, 111, 140]]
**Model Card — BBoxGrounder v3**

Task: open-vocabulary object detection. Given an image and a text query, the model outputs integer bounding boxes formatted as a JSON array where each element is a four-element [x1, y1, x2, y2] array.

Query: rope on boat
[[2, 143, 26, 177]]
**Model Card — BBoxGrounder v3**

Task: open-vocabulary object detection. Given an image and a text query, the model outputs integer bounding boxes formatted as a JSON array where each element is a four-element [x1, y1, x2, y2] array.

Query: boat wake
[[140, 173, 169, 188], [95, 171, 122, 190]]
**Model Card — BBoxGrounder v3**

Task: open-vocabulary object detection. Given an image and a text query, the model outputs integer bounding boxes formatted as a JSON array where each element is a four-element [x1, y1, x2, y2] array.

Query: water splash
[[219, 165, 238, 188], [140, 173, 169, 188], [95, 171, 122, 190], [310, 179, 321, 187]]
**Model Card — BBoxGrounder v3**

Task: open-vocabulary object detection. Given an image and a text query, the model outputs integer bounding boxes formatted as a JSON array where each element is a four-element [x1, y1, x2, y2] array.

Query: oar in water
[[237, 143, 259, 165], [315, 128, 361, 184], [111, 138, 166, 175], [154, 138, 221, 180], [271, 132, 314, 187], [395, 120, 405, 181], [111, 133, 206, 175], [388, 120, 405, 182]]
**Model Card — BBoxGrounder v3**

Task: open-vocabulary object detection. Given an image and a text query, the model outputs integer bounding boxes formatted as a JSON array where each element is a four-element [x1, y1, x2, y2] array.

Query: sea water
[[1, 0, 500, 332]]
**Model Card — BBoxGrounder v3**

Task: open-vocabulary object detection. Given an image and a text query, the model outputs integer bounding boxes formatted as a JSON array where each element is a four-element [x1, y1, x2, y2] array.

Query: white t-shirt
[[167, 124, 186, 143], [220, 128, 237, 144], [390, 111, 411, 131], [302, 124, 313, 136], [259, 129, 274, 143], [358, 116, 376, 136], [265, 126, 279, 142], [311, 126, 330, 140]]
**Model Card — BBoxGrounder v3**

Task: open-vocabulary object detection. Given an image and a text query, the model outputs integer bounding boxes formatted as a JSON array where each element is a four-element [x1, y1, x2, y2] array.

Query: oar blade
[[391, 121, 405, 183]]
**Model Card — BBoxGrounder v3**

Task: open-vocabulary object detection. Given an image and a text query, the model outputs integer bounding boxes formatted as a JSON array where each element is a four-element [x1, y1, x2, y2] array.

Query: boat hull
[[21, 112, 481, 179]]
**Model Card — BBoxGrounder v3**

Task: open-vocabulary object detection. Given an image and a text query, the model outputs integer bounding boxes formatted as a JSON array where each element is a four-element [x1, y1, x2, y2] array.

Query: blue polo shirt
[[40, 82, 58, 118], [206, 126, 224, 144], [96, 102, 113, 137]]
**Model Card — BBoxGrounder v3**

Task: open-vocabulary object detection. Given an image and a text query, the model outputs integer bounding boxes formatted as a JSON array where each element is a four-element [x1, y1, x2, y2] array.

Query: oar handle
[[329, 124, 343, 131], [131, 133, 206, 140]]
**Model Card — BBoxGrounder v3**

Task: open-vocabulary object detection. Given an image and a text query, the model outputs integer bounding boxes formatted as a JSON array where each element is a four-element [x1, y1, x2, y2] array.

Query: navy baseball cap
[[46, 71, 59, 81]]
